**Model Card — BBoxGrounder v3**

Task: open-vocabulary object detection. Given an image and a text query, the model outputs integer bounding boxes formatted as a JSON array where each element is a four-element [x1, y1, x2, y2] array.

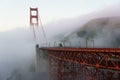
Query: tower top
[[30, 7, 39, 26]]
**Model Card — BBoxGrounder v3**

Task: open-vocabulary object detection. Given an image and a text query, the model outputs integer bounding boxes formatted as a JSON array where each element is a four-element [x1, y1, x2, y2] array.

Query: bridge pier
[[35, 44, 49, 80]]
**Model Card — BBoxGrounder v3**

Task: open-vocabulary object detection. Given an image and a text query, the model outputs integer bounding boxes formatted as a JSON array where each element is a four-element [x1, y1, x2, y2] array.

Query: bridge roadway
[[39, 47, 120, 80], [41, 47, 120, 70]]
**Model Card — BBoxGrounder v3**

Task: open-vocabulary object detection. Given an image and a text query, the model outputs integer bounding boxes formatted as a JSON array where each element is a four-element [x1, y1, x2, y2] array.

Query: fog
[[0, 3, 120, 80], [0, 28, 35, 80], [43, 3, 120, 42], [0, 25, 68, 80]]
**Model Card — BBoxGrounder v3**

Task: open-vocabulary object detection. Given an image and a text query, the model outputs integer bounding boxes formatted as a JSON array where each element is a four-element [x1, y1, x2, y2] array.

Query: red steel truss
[[41, 48, 120, 80]]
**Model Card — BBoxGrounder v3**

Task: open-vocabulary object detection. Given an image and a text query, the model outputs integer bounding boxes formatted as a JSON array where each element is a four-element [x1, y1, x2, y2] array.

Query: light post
[[86, 38, 94, 48], [92, 39, 94, 48], [86, 38, 88, 48], [79, 40, 81, 48]]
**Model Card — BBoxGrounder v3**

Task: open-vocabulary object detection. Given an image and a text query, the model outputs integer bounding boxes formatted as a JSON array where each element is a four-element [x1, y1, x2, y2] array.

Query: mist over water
[[0, 26, 56, 80], [0, 3, 120, 80], [0, 28, 36, 80]]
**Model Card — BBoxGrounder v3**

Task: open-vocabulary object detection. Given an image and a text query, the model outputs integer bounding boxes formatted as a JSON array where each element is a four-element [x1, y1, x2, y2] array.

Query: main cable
[[38, 12, 48, 43], [33, 26, 36, 41]]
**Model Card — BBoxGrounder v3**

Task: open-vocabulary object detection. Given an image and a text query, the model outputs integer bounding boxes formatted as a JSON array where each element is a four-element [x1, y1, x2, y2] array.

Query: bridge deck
[[41, 47, 120, 53], [41, 47, 120, 71], [39, 47, 120, 80]]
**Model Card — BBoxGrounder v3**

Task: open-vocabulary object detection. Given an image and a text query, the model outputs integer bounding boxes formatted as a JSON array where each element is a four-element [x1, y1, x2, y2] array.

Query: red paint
[[41, 47, 120, 80]]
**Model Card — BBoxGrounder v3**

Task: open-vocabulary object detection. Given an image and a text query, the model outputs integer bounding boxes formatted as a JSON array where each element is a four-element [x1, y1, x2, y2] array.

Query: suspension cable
[[38, 12, 48, 43], [32, 25, 36, 41]]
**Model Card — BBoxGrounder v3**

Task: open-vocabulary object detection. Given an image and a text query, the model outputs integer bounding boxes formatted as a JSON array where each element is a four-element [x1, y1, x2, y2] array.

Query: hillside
[[46, 3, 120, 42], [65, 17, 120, 48]]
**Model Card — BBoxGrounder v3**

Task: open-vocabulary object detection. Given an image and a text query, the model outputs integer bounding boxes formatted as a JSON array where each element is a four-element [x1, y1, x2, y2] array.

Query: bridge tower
[[30, 7, 39, 26], [30, 7, 47, 42], [30, 7, 39, 40]]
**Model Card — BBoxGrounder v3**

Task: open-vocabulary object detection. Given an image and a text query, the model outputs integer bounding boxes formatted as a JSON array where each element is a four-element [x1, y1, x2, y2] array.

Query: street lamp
[[86, 38, 88, 48], [86, 38, 94, 48]]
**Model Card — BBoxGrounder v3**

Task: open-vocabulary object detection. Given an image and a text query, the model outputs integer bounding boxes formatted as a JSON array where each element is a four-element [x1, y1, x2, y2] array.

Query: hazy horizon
[[0, 1, 120, 80]]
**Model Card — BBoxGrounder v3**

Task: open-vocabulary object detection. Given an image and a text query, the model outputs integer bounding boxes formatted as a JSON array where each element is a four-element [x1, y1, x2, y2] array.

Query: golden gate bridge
[[36, 43, 120, 80], [29, 4, 120, 80]]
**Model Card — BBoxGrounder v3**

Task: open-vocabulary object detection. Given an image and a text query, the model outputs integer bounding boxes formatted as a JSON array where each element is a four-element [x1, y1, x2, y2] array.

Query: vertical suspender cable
[[32, 25, 36, 41], [38, 12, 48, 43]]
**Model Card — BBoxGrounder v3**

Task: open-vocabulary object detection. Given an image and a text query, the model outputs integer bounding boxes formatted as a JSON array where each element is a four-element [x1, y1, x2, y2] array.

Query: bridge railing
[[38, 40, 94, 48], [39, 41, 81, 48]]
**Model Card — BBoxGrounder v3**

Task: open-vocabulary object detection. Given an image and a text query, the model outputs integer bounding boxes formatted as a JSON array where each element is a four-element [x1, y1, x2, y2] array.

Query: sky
[[0, 0, 120, 31], [0, 1, 120, 79]]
